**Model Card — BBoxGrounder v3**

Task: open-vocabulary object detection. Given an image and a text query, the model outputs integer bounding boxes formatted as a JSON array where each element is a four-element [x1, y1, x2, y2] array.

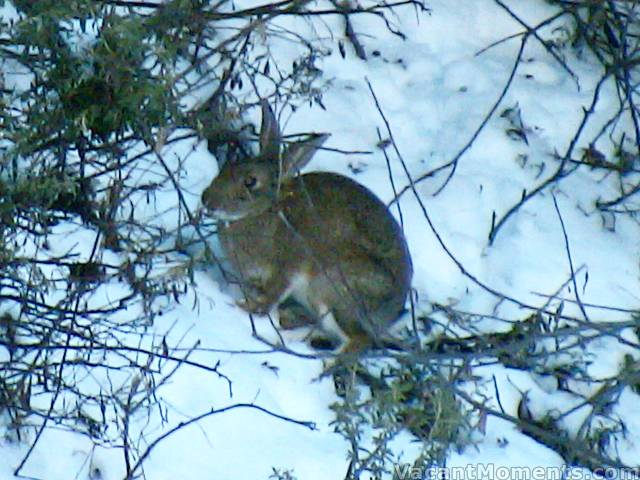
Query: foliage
[[331, 358, 471, 479]]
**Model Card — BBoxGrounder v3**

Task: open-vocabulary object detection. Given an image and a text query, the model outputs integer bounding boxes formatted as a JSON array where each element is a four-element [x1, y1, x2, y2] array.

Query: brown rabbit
[[201, 101, 412, 352]]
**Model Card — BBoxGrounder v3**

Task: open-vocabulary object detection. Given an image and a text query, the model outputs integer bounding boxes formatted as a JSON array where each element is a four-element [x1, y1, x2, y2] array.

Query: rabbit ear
[[281, 133, 330, 178], [259, 100, 281, 159]]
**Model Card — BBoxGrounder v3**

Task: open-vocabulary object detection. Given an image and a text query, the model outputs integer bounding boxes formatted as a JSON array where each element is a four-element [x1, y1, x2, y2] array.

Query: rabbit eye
[[243, 176, 258, 189]]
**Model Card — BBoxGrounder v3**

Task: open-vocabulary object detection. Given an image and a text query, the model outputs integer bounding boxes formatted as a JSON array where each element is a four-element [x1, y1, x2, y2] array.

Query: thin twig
[[551, 193, 590, 322]]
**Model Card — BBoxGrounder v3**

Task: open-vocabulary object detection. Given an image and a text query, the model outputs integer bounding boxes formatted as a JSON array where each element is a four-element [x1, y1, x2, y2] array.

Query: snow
[[1, 0, 639, 479]]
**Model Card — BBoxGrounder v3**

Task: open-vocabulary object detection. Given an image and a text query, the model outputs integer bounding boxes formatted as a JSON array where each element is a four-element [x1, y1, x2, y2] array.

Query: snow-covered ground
[[1, 0, 639, 479]]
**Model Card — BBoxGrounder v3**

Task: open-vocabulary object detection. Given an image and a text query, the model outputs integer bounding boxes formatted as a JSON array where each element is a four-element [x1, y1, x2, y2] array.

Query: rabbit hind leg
[[313, 259, 400, 348]]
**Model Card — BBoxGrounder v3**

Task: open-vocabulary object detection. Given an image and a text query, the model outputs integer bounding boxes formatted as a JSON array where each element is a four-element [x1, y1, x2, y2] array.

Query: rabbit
[[201, 100, 413, 353]]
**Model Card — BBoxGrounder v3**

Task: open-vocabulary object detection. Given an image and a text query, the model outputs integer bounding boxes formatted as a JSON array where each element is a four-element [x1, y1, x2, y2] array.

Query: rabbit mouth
[[203, 207, 247, 222]]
